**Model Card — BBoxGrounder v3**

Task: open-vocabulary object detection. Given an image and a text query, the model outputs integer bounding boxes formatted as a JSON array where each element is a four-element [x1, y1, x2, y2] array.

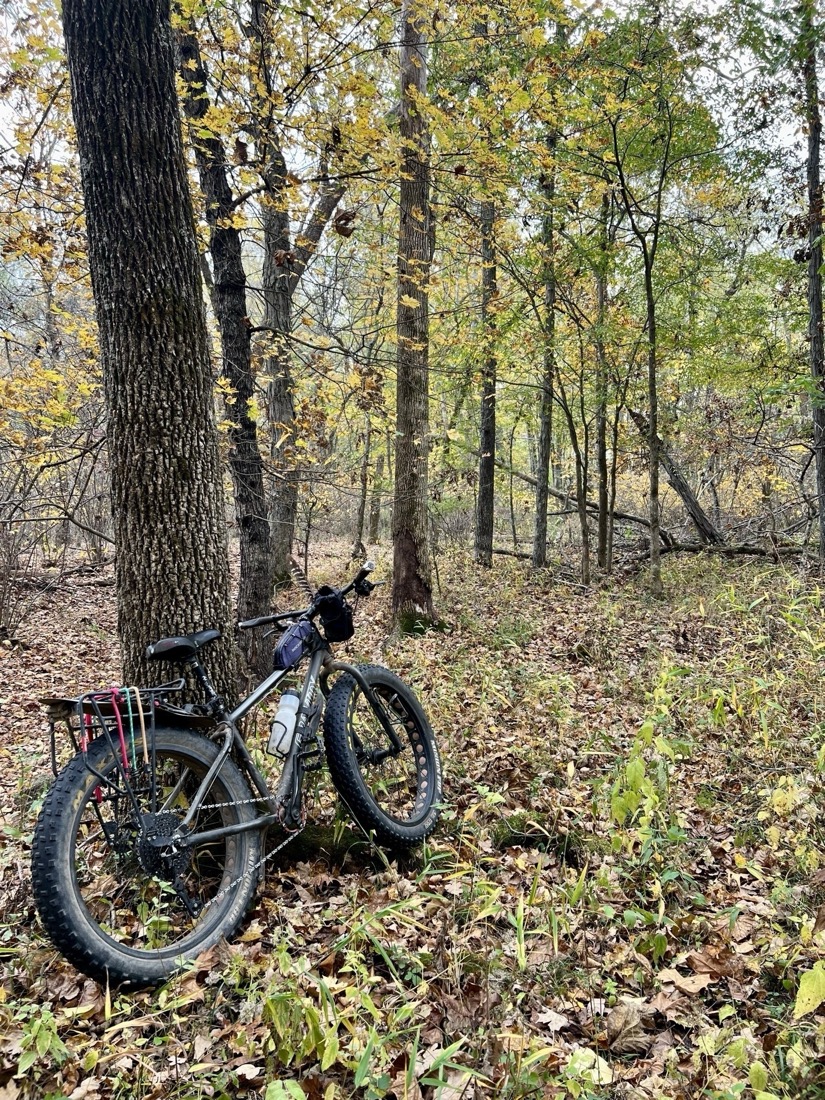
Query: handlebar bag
[[274, 620, 315, 670], [316, 586, 354, 643]]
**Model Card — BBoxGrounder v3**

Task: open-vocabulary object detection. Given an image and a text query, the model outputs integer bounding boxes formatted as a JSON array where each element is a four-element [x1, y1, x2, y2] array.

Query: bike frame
[[145, 630, 405, 853]]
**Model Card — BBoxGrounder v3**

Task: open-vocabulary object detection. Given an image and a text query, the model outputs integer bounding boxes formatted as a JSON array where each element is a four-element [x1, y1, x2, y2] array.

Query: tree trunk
[[533, 144, 556, 568], [62, 0, 234, 696], [628, 408, 724, 545], [595, 189, 610, 571], [250, 0, 344, 582], [179, 33, 272, 683], [643, 255, 663, 596], [802, 0, 825, 558], [353, 417, 371, 557], [261, 182, 299, 585], [392, 0, 435, 630], [368, 450, 384, 543], [474, 200, 496, 567]]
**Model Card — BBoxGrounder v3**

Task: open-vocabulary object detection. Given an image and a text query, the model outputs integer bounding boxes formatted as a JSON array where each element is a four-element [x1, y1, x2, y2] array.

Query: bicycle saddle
[[146, 629, 221, 663]]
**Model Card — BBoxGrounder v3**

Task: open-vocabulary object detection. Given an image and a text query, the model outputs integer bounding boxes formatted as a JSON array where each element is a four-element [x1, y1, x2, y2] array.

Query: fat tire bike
[[30, 561, 442, 987]]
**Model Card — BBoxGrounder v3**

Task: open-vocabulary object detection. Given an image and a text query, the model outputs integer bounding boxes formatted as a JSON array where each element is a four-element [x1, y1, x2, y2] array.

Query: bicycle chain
[[198, 794, 273, 811], [198, 820, 304, 914]]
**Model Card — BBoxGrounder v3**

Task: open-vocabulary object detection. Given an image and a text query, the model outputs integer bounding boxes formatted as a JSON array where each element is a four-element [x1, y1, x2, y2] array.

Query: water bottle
[[267, 689, 301, 757]]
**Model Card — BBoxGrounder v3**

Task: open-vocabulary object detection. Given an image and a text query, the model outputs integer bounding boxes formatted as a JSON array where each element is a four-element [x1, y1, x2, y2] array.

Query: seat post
[[186, 657, 220, 707]]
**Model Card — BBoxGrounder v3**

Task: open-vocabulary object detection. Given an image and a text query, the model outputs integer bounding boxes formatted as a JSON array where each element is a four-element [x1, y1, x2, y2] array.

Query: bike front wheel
[[31, 727, 261, 987], [323, 665, 442, 848]]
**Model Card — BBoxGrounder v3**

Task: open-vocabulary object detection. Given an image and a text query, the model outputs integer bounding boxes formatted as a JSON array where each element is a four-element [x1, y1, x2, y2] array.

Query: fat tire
[[31, 727, 261, 987], [323, 664, 441, 848]]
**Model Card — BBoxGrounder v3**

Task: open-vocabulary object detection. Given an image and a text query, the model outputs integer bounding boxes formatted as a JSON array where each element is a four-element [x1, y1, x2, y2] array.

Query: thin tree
[[250, 0, 345, 582], [474, 200, 497, 567], [392, 0, 436, 629], [62, 0, 235, 693], [179, 32, 272, 681], [801, 0, 825, 558]]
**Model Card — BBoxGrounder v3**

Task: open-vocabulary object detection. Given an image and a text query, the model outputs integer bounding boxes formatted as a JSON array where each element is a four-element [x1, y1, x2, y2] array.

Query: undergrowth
[[1, 549, 825, 1098]]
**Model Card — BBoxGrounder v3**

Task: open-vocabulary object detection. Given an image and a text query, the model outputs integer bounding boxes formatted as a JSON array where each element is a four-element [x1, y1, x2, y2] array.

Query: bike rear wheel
[[323, 665, 442, 848], [31, 727, 261, 987]]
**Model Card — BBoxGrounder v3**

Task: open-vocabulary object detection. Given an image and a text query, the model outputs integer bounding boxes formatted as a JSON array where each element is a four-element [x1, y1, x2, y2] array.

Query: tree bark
[[533, 148, 556, 569], [179, 32, 273, 682], [250, 0, 344, 582], [392, 0, 435, 630], [642, 254, 663, 595], [62, 0, 234, 696], [353, 417, 371, 557], [802, 0, 825, 559], [368, 450, 384, 543], [474, 200, 496, 567], [595, 188, 610, 571]]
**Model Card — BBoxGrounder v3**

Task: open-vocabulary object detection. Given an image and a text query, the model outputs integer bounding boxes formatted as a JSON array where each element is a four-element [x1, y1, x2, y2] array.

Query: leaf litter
[[1, 547, 825, 1097]]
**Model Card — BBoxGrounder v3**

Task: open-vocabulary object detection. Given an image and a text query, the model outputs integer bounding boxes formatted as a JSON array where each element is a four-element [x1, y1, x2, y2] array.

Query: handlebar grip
[[238, 616, 271, 629], [352, 560, 375, 586]]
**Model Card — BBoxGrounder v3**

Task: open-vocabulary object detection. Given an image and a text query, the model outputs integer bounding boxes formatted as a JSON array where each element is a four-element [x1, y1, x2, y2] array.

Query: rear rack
[[41, 679, 188, 777]]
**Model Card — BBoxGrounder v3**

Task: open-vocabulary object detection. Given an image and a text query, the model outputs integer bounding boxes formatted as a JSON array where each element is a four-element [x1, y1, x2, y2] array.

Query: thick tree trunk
[[474, 200, 496, 567], [62, 0, 234, 696], [802, 0, 825, 558], [392, 0, 435, 630], [179, 33, 272, 682], [533, 146, 556, 568]]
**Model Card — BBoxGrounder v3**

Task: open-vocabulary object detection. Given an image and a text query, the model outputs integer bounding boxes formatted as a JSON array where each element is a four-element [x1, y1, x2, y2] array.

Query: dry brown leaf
[[66, 1081, 100, 1100], [534, 1008, 571, 1032], [685, 948, 737, 979], [658, 968, 713, 994], [605, 1000, 654, 1055]]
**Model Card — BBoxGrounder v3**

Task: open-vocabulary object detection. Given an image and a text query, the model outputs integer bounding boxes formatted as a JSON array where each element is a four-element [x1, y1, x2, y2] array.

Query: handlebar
[[341, 559, 375, 596], [237, 560, 376, 631]]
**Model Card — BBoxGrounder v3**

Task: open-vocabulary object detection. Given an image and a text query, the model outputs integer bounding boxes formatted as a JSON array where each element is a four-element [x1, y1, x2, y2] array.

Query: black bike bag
[[315, 586, 354, 643]]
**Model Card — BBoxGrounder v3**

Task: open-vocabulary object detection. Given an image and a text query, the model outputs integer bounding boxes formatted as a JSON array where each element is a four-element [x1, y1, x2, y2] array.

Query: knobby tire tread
[[31, 727, 261, 988], [323, 664, 441, 849]]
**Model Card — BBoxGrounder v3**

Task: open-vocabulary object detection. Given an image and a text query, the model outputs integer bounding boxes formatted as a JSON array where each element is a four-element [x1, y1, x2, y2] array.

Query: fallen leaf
[[534, 1008, 570, 1032], [658, 968, 713, 995], [605, 1000, 654, 1054], [686, 948, 737, 979], [193, 1035, 211, 1061], [565, 1047, 614, 1086], [237, 1063, 262, 1081], [435, 1069, 474, 1100], [794, 961, 825, 1019]]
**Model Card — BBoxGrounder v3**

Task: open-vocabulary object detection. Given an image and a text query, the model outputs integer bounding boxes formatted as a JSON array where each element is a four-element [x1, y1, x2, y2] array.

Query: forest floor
[[2, 545, 825, 1100]]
